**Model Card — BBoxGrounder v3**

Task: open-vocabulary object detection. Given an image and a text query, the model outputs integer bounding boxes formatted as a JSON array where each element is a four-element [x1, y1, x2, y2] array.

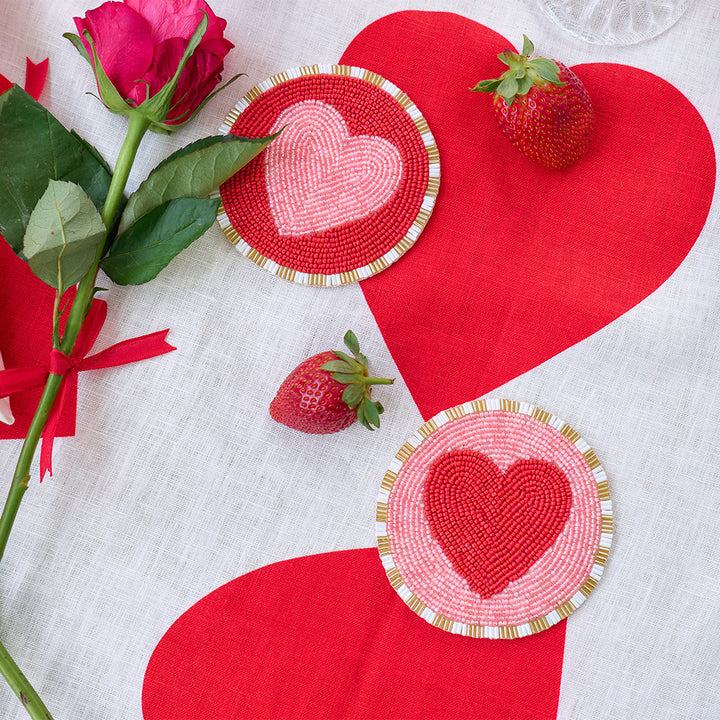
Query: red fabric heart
[[143, 549, 565, 720], [343, 12, 716, 420], [424, 450, 573, 598]]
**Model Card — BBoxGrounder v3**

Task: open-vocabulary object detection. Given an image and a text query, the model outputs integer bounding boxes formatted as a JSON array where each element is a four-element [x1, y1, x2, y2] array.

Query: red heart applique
[[265, 100, 403, 235], [344, 12, 716, 420], [143, 548, 566, 720], [424, 450, 572, 598]]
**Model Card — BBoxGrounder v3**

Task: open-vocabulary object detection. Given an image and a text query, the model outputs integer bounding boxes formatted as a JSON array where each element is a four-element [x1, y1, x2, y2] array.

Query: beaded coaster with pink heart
[[216, 65, 439, 286], [377, 398, 613, 638]]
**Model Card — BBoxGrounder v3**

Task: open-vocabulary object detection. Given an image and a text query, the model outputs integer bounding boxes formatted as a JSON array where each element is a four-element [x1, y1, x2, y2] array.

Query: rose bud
[[66, 0, 237, 132]]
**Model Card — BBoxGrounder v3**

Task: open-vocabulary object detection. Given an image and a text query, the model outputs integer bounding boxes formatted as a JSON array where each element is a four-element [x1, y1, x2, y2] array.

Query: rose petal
[[196, 36, 234, 57], [126, 36, 187, 107], [126, 0, 227, 46], [166, 47, 226, 123], [74, 2, 154, 100], [130, 37, 229, 122]]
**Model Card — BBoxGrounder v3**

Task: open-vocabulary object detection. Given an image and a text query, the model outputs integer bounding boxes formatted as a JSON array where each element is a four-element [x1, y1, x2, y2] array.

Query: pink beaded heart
[[265, 100, 403, 235], [424, 450, 572, 598]]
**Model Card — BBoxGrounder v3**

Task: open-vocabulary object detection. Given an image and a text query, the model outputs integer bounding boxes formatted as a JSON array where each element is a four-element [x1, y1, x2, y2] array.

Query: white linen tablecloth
[[0, 1, 719, 718]]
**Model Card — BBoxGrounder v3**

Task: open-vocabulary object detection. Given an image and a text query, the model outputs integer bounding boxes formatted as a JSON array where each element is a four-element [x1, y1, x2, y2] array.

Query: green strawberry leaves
[[470, 34, 564, 105], [522, 34, 534, 56], [320, 330, 393, 431], [471, 79, 501, 93], [343, 330, 361, 355], [359, 396, 381, 430], [342, 383, 365, 409], [528, 58, 563, 85]]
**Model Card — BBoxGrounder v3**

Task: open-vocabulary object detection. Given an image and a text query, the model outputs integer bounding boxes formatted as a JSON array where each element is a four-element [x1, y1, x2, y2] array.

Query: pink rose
[[74, 0, 233, 125]]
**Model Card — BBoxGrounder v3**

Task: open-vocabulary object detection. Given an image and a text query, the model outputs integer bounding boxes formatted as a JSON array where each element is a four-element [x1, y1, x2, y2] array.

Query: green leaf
[[363, 396, 381, 428], [0, 86, 112, 255], [153, 134, 255, 173], [516, 74, 534, 96], [118, 133, 278, 233], [522, 35, 534, 57], [165, 73, 244, 129], [470, 78, 502, 93], [70, 130, 113, 176], [70, 130, 126, 231], [356, 400, 380, 431], [529, 58, 564, 85], [331, 372, 361, 385], [101, 197, 219, 285], [342, 383, 364, 409], [343, 330, 360, 355], [497, 74, 519, 100], [23, 180, 106, 292], [63, 32, 92, 65], [356, 404, 368, 429], [320, 359, 354, 373], [332, 350, 363, 372]]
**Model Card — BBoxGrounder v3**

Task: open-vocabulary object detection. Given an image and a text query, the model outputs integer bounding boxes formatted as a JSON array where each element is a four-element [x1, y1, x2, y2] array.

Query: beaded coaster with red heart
[[377, 398, 613, 638], [216, 65, 439, 286]]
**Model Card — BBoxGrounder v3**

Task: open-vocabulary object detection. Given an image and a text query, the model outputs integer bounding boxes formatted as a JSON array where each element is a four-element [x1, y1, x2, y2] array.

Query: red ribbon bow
[[0, 300, 175, 480]]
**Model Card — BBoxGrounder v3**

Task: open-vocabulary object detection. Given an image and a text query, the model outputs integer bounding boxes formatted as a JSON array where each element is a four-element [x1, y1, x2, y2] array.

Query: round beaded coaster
[[377, 398, 613, 638], [216, 65, 439, 286]]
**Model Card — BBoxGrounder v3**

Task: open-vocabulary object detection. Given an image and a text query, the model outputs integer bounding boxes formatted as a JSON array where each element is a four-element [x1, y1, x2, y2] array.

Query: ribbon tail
[[25, 57, 48, 100], [39, 380, 71, 482], [39, 427, 54, 482], [80, 330, 176, 372]]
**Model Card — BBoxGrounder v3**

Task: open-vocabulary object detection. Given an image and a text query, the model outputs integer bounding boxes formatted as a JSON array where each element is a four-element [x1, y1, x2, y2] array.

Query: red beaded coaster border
[[376, 398, 613, 639], [215, 64, 439, 286]]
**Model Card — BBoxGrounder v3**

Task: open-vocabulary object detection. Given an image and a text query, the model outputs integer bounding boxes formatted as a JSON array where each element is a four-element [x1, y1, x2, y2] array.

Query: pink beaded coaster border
[[215, 64, 440, 286], [377, 398, 613, 639]]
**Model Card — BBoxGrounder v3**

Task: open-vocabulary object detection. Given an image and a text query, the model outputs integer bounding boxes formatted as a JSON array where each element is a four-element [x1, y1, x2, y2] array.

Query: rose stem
[[0, 111, 151, 719]]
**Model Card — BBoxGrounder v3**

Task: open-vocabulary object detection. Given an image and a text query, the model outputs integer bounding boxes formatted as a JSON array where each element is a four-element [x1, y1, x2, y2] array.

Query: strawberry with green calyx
[[269, 331, 393, 434], [471, 35, 594, 169]]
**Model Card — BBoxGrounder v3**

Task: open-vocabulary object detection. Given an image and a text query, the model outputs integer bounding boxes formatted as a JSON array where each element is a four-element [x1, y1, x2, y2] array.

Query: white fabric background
[[0, 1, 718, 718]]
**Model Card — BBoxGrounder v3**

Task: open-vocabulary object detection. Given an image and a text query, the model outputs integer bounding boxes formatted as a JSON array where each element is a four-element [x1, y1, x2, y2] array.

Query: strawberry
[[471, 35, 593, 169], [269, 330, 393, 434]]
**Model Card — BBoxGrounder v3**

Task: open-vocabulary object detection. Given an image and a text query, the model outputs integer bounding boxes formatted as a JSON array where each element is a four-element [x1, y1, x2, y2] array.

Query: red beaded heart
[[424, 450, 572, 598]]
